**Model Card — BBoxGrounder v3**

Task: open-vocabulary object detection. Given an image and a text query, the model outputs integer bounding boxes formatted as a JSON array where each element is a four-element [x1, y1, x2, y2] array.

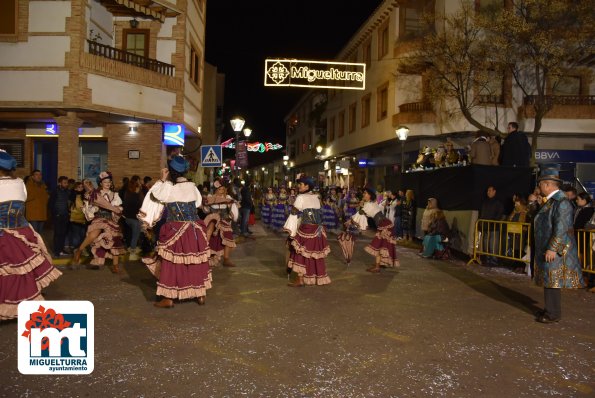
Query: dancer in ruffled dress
[[203, 180, 239, 267], [343, 190, 360, 222], [73, 171, 126, 272], [288, 188, 297, 207], [260, 187, 276, 228], [138, 157, 211, 307], [0, 150, 61, 320], [321, 195, 339, 232], [351, 187, 400, 272], [284, 176, 331, 286], [271, 187, 290, 231]]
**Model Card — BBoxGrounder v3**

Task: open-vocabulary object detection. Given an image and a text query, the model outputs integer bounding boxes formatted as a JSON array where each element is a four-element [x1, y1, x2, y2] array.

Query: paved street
[[1, 225, 594, 397]]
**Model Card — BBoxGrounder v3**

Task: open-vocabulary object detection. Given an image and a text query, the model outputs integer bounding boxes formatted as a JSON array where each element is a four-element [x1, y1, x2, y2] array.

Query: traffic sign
[[200, 145, 222, 167]]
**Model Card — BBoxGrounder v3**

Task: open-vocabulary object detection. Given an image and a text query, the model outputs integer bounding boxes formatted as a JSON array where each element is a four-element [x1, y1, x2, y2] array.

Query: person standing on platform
[[25, 169, 49, 234], [283, 176, 331, 287], [351, 187, 400, 273], [500, 122, 531, 167], [468, 131, 492, 166], [479, 186, 504, 266], [138, 157, 211, 308], [0, 150, 61, 320], [533, 165, 585, 323]]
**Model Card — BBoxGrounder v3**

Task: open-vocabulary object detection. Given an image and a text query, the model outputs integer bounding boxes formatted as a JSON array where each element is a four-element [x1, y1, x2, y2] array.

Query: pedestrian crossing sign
[[200, 145, 223, 167]]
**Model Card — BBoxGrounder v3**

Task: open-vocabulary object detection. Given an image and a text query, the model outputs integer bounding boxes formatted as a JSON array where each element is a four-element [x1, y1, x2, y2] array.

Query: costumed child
[[203, 180, 239, 267], [260, 187, 276, 228]]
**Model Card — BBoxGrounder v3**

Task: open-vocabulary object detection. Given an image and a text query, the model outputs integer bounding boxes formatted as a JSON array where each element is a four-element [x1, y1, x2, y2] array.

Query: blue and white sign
[[534, 150, 595, 163], [45, 124, 58, 135], [163, 123, 185, 146], [200, 145, 222, 167]]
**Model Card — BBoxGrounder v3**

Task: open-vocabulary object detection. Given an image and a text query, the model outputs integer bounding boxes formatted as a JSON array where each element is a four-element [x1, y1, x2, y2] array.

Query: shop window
[[377, 83, 389, 121], [399, 1, 433, 40], [361, 94, 371, 127], [348, 103, 357, 133], [478, 69, 505, 104], [190, 44, 201, 87], [0, 0, 17, 36]]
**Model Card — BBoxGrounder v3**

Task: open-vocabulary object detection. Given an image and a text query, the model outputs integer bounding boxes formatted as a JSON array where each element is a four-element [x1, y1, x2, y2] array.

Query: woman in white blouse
[[138, 156, 211, 308], [203, 180, 239, 267], [73, 171, 126, 272], [283, 176, 331, 286], [0, 150, 61, 320], [352, 187, 400, 272]]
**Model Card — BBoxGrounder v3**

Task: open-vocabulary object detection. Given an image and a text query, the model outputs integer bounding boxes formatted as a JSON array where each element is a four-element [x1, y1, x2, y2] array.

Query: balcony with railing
[[81, 40, 181, 91], [393, 101, 435, 126], [520, 95, 595, 119]]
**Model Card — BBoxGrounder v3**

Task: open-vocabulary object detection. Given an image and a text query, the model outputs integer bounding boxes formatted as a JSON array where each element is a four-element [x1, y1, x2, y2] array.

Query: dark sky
[[205, 0, 384, 165]]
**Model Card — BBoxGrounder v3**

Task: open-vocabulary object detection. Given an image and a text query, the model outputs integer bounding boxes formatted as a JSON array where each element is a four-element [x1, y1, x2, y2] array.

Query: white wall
[[0, 71, 69, 101], [0, 36, 70, 67], [29, 1, 70, 32], [87, 0, 113, 45], [88, 74, 176, 117]]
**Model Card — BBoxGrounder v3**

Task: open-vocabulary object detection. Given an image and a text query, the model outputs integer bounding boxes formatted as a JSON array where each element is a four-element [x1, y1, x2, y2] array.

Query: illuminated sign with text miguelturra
[[264, 59, 366, 90]]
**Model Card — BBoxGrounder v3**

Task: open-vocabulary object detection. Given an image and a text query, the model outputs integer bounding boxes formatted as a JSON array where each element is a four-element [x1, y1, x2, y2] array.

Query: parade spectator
[[394, 190, 404, 239], [118, 176, 129, 201], [421, 197, 439, 235], [402, 189, 417, 241], [240, 179, 254, 237], [25, 169, 49, 233], [468, 131, 492, 165], [123, 177, 144, 261], [489, 136, 501, 165], [420, 210, 450, 258], [573, 192, 594, 231], [562, 184, 578, 210], [500, 122, 531, 167], [479, 186, 504, 266], [533, 165, 584, 323], [0, 150, 61, 320], [142, 176, 152, 195], [49, 176, 71, 257]]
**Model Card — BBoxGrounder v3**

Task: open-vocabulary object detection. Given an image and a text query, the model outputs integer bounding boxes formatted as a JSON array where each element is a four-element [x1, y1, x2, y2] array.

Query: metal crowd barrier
[[467, 219, 531, 266], [576, 229, 594, 275]]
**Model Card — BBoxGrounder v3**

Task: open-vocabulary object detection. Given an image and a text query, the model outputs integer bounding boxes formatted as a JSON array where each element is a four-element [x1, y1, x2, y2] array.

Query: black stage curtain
[[399, 165, 533, 212]]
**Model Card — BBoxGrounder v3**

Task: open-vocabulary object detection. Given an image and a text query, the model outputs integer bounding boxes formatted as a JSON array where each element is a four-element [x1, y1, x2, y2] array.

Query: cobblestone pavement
[[1, 225, 594, 397]]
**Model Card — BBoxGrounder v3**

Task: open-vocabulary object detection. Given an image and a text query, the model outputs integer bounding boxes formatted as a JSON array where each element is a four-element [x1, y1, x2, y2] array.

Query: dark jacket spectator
[[240, 184, 254, 210], [500, 122, 531, 167]]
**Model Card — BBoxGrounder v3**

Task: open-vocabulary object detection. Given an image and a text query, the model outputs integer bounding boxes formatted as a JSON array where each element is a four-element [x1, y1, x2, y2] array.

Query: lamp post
[[396, 125, 410, 172], [230, 116, 247, 176]]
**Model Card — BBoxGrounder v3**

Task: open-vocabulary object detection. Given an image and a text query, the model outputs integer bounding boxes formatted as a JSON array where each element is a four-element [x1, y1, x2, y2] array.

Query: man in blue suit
[[534, 164, 585, 323]]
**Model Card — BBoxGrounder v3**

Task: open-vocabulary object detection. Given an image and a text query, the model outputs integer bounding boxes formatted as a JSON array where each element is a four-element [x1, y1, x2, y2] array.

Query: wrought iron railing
[[87, 40, 174, 76], [399, 102, 433, 112], [523, 95, 595, 106]]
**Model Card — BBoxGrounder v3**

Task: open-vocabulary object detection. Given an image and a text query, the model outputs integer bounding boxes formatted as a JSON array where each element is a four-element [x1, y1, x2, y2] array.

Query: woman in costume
[[138, 156, 211, 308], [203, 180, 239, 267], [271, 187, 290, 232], [321, 195, 339, 232], [283, 176, 331, 287], [0, 150, 61, 320], [343, 190, 360, 223], [351, 187, 400, 273], [260, 187, 276, 228], [288, 188, 297, 207], [73, 171, 126, 272]]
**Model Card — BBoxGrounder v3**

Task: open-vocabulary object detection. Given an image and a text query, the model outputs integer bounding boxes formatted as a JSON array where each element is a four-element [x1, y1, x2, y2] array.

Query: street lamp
[[396, 125, 410, 172], [230, 116, 246, 175]]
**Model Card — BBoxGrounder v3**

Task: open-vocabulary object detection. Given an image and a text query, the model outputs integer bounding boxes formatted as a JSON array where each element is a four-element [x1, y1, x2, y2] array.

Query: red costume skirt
[[0, 226, 62, 320], [365, 219, 400, 267], [288, 224, 331, 285], [87, 217, 126, 266], [205, 214, 236, 266], [143, 221, 212, 299]]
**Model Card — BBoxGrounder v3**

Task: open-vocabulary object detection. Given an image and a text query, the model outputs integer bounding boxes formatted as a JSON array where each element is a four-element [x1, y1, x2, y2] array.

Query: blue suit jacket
[[534, 190, 584, 289]]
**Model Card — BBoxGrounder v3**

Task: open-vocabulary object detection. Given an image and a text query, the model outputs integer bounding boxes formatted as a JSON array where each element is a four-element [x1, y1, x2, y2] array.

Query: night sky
[[205, 0, 384, 165]]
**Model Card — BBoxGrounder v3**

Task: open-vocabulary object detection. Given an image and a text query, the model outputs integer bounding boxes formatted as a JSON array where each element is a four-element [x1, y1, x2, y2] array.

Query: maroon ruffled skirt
[[87, 217, 126, 266], [0, 226, 62, 320], [143, 221, 212, 299], [288, 224, 331, 285], [204, 214, 236, 266], [365, 219, 400, 267]]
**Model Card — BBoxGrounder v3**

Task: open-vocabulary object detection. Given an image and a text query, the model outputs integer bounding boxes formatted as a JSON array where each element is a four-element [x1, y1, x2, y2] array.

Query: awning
[[99, 0, 182, 23]]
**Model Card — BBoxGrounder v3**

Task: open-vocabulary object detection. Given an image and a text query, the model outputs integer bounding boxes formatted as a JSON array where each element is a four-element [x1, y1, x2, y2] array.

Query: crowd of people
[[0, 141, 592, 324]]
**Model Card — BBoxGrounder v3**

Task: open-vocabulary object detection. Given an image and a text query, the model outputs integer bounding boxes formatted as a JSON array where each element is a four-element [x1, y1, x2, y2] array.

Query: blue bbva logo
[[18, 301, 94, 374], [163, 123, 185, 146]]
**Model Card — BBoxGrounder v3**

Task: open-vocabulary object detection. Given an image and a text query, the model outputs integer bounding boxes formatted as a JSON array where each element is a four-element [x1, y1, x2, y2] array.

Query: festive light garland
[[224, 141, 283, 152]]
